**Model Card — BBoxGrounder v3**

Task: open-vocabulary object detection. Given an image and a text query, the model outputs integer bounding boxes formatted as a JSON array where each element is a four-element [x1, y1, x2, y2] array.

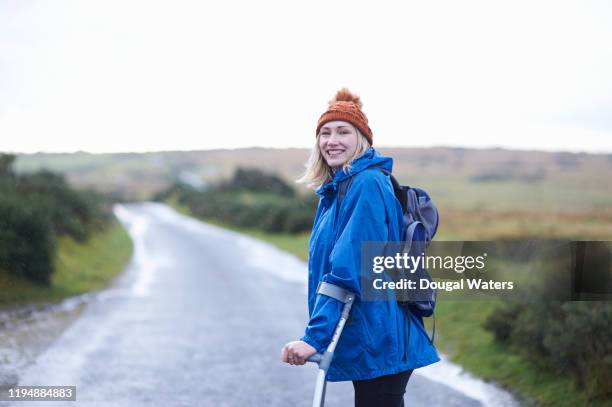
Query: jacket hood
[[315, 147, 393, 197]]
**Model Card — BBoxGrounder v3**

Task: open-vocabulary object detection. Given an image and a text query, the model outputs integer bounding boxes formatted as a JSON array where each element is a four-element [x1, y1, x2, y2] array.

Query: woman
[[281, 88, 440, 406]]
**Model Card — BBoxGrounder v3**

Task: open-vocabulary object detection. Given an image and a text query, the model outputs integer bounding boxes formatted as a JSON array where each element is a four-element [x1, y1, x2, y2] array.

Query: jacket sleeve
[[301, 173, 392, 352]]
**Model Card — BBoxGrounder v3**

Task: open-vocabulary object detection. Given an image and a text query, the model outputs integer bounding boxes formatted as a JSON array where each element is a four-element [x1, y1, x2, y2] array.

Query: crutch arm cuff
[[316, 281, 356, 304]]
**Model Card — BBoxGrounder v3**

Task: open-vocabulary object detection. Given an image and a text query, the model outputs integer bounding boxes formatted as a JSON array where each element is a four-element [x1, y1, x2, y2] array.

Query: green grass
[[0, 220, 133, 309]]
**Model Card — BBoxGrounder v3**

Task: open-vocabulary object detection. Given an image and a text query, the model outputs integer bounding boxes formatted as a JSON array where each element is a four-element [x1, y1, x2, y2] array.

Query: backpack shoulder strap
[[333, 176, 355, 241], [377, 168, 408, 212], [336, 176, 354, 212]]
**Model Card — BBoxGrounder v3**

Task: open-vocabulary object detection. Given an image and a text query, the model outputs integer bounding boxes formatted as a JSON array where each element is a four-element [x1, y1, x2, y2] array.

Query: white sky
[[1, 0, 611, 154]]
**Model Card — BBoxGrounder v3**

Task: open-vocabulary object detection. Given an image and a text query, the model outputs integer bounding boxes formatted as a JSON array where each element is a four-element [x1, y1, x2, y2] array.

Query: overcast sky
[[1, 0, 611, 154]]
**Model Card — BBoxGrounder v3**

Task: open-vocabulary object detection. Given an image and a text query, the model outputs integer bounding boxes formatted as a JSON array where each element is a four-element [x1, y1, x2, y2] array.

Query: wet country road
[[1, 203, 521, 407]]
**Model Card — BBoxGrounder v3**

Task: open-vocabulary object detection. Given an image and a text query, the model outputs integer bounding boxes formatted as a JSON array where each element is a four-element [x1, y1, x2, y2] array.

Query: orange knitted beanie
[[316, 88, 373, 145]]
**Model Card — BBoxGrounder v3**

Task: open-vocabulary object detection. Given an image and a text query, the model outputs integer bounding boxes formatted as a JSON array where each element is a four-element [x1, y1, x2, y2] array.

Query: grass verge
[[0, 220, 133, 309]]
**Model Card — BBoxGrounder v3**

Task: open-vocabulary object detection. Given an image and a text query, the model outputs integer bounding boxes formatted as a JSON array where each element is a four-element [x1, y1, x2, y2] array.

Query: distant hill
[[12, 147, 612, 214]]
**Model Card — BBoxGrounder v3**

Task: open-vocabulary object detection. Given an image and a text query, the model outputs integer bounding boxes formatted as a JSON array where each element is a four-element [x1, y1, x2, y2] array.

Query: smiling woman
[[284, 88, 440, 407]]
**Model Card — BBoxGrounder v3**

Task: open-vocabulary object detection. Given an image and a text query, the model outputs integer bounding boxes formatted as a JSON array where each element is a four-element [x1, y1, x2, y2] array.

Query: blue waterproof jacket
[[301, 147, 440, 382]]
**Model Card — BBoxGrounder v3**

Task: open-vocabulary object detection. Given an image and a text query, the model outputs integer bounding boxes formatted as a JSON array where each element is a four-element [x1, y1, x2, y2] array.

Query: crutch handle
[[307, 353, 323, 364], [306, 351, 334, 371]]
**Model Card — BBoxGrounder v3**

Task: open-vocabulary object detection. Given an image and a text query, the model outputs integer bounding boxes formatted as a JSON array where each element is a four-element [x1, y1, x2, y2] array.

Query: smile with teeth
[[327, 149, 345, 157]]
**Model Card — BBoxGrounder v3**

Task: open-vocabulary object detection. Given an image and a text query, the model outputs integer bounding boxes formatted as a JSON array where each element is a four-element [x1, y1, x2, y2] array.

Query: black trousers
[[352, 369, 413, 407]]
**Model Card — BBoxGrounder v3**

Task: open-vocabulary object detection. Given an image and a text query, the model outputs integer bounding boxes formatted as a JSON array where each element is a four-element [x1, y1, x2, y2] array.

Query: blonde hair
[[296, 125, 371, 189]]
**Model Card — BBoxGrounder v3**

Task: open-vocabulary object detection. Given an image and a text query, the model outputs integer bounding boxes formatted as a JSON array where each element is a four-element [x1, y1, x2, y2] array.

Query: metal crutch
[[306, 282, 356, 407]]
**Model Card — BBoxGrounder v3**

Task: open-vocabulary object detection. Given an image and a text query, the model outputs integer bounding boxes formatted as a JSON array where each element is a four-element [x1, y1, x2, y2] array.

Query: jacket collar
[[315, 147, 393, 197]]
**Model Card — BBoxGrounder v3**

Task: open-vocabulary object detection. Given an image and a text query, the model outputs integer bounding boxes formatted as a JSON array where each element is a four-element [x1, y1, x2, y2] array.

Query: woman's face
[[318, 120, 358, 169]]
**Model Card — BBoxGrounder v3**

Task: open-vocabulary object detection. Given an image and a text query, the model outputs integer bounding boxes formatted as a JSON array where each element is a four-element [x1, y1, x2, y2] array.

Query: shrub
[[0, 197, 55, 284], [0, 154, 112, 284], [218, 167, 296, 197], [11, 171, 108, 241], [485, 299, 612, 401]]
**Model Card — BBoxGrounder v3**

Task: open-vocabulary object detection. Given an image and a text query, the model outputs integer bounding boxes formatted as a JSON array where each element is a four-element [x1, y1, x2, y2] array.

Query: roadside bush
[[218, 167, 296, 197], [258, 202, 291, 233], [0, 197, 55, 284], [0, 153, 112, 284], [485, 299, 612, 401], [284, 196, 318, 233], [10, 170, 108, 241], [284, 207, 316, 233]]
